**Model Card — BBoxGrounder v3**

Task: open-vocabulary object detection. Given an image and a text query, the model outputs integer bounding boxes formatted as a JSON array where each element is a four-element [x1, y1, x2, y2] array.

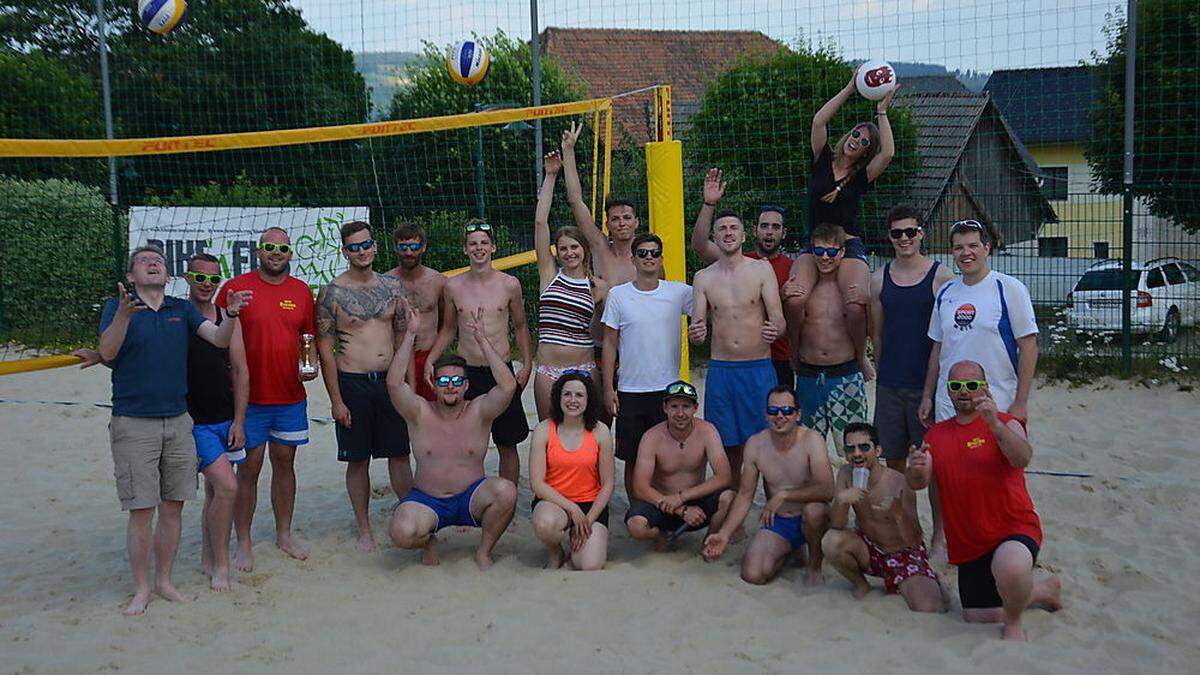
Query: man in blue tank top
[[868, 205, 954, 471]]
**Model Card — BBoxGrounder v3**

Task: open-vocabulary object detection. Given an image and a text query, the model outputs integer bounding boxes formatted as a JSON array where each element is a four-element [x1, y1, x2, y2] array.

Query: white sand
[[0, 365, 1196, 674]]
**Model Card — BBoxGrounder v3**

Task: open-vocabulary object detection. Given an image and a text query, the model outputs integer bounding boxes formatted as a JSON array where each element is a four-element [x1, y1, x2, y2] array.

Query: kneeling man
[[625, 381, 734, 550], [703, 386, 833, 585], [386, 307, 517, 569], [822, 423, 944, 612]]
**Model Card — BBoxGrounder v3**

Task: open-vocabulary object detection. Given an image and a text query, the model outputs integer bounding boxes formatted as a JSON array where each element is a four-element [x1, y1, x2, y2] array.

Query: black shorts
[[772, 359, 795, 393], [625, 492, 723, 534], [957, 534, 1041, 609], [873, 385, 926, 461], [802, 235, 868, 262], [531, 498, 610, 528], [615, 391, 666, 462], [335, 371, 410, 461], [464, 363, 530, 447]]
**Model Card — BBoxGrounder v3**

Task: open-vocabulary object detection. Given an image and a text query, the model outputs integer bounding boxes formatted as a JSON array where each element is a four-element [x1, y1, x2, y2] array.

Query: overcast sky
[[289, 0, 1119, 72]]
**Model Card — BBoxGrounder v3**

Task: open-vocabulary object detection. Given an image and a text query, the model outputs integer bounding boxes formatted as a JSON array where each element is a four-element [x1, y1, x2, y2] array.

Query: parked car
[[1066, 257, 1200, 343]]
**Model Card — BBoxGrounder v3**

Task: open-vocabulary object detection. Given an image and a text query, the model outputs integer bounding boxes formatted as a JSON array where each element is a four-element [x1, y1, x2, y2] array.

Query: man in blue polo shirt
[[99, 245, 250, 615]]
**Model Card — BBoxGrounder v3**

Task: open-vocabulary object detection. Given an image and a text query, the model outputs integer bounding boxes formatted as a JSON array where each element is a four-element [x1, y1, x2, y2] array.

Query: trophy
[[851, 467, 869, 490], [299, 334, 317, 377]]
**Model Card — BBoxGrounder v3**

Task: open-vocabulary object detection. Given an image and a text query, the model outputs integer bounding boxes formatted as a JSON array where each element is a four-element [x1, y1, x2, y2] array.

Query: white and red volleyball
[[447, 40, 490, 86], [856, 60, 898, 101], [138, 0, 187, 35]]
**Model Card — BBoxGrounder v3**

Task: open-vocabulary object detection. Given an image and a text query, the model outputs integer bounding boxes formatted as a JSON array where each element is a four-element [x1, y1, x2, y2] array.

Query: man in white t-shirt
[[602, 233, 694, 498], [920, 220, 1039, 426]]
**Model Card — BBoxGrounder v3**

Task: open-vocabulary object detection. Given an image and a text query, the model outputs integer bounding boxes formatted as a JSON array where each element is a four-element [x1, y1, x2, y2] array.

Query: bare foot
[[475, 549, 495, 570], [356, 531, 377, 553], [546, 545, 567, 569], [1001, 623, 1028, 641], [1033, 575, 1064, 612], [420, 537, 440, 566], [155, 582, 187, 603], [652, 536, 668, 553], [202, 558, 213, 577], [123, 591, 151, 616], [851, 581, 871, 599], [234, 543, 254, 573], [804, 568, 824, 587], [209, 567, 231, 592], [276, 534, 310, 561]]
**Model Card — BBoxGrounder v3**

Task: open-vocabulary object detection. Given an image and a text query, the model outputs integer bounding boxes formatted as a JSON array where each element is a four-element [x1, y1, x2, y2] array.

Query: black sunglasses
[[889, 227, 921, 240], [844, 442, 874, 454], [851, 128, 872, 147], [766, 405, 797, 416], [635, 248, 663, 259]]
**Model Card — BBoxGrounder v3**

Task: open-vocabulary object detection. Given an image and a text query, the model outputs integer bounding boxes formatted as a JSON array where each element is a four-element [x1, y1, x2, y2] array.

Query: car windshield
[[1075, 269, 1141, 291]]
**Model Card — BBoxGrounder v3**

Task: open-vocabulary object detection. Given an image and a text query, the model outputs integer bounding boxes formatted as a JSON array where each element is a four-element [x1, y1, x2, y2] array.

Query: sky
[[288, 0, 1120, 73]]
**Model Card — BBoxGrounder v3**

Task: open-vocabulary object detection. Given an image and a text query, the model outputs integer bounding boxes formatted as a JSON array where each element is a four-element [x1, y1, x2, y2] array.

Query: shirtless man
[[386, 305, 518, 570], [689, 189, 785, 482], [385, 222, 447, 401], [702, 386, 833, 586], [624, 381, 734, 551], [316, 221, 411, 553], [424, 220, 532, 483], [791, 224, 869, 452], [561, 121, 639, 286], [821, 423, 944, 611]]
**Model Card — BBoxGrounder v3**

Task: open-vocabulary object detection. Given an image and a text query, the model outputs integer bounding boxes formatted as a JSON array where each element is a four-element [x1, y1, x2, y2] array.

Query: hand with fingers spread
[[876, 83, 900, 113], [561, 121, 582, 152], [224, 289, 253, 317], [702, 532, 728, 561], [464, 306, 487, 348], [116, 282, 148, 317], [702, 168, 726, 206], [781, 276, 808, 301], [70, 348, 103, 369]]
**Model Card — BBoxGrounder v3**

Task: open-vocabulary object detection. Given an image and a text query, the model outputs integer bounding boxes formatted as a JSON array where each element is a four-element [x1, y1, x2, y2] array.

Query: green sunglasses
[[665, 381, 697, 399], [259, 242, 292, 254], [185, 271, 223, 285], [947, 379, 987, 392]]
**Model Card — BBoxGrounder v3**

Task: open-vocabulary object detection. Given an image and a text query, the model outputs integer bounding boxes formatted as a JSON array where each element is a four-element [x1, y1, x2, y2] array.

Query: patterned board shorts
[[795, 361, 868, 451], [859, 530, 940, 594]]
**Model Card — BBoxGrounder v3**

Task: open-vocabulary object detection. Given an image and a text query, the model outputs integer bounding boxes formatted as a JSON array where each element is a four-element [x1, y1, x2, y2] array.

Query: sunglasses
[[665, 382, 697, 398], [952, 219, 984, 232], [850, 128, 872, 147], [844, 442, 874, 454], [435, 375, 465, 387], [635, 248, 663, 259], [889, 227, 921, 240], [395, 242, 422, 252], [766, 405, 797, 416], [810, 246, 842, 258], [259, 242, 292, 254], [562, 369, 591, 378], [947, 379, 987, 392], [465, 222, 493, 233], [344, 239, 375, 253], [185, 271, 222, 285]]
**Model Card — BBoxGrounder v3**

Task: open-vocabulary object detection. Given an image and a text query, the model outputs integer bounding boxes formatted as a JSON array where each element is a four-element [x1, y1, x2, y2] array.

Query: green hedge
[[0, 177, 122, 348]]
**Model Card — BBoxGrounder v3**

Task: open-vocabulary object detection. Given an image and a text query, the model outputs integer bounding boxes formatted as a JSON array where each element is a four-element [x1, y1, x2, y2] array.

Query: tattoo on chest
[[318, 275, 406, 344]]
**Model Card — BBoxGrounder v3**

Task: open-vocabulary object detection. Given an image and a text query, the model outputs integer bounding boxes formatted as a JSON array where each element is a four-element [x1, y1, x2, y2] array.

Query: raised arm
[[978, 394, 1034, 468], [466, 307, 517, 420], [812, 67, 859, 158], [386, 304, 426, 421], [690, 168, 724, 264], [865, 87, 897, 182], [561, 121, 612, 274], [906, 441, 933, 490], [195, 289, 250, 348], [534, 151, 562, 290], [423, 287, 459, 391]]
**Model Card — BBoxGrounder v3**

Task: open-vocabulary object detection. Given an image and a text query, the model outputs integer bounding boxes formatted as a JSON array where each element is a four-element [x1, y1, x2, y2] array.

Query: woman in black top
[[785, 66, 897, 376]]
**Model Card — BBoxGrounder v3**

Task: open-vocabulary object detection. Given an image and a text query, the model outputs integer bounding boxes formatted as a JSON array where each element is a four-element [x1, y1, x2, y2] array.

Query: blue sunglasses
[[395, 242, 422, 252], [810, 246, 842, 258], [344, 239, 375, 253], [766, 405, 797, 416]]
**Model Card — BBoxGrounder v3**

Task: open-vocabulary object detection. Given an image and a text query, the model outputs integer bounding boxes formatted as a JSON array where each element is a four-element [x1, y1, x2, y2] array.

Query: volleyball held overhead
[[446, 40, 490, 86], [855, 59, 898, 100], [137, 0, 187, 35]]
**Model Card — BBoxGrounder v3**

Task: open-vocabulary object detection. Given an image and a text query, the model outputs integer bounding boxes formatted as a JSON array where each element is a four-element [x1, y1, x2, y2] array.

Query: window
[[1092, 241, 1110, 259], [1041, 166, 1069, 200], [1162, 263, 1185, 285], [1038, 236, 1068, 257], [1181, 263, 1200, 283], [1146, 268, 1166, 289]]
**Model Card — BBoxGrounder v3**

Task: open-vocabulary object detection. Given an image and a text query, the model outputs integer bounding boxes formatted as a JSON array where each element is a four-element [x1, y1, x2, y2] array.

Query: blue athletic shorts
[[244, 401, 309, 449], [192, 420, 247, 470], [704, 358, 778, 448], [763, 513, 805, 551], [399, 477, 487, 531]]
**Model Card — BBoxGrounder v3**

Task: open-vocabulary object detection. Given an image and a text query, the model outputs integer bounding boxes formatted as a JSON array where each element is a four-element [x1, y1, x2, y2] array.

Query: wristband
[[703, 201, 717, 207], [226, 310, 239, 318]]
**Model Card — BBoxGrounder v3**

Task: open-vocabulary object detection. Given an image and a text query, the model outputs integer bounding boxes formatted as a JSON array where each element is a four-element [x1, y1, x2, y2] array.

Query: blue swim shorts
[[192, 419, 247, 471], [244, 400, 309, 449], [399, 477, 487, 531], [763, 513, 806, 551], [704, 358, 778, 448]]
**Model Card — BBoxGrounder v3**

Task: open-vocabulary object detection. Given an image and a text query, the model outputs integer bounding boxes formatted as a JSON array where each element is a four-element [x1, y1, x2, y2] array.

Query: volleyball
[[138, 0, 187, 35], [446, 40, 490, 86], [855, 60, 898, 101]]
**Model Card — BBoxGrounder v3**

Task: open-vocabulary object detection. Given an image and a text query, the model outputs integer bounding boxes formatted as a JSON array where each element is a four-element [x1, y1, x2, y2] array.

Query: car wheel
[[1159, 307, 1181, 344]]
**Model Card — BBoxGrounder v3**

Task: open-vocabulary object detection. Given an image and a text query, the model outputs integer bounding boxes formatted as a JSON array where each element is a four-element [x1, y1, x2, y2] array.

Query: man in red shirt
[[690, 169, 794, 389], [217, 226, 318, 571], [906, 360, 1061, 641]]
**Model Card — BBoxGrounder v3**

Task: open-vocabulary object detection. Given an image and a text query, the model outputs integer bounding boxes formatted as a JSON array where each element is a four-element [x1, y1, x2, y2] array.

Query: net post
[[646, 87, 687, 379], [1120, 0, 1137, 377], [602, 106, 613, 230], [591, 109, 601, 227]]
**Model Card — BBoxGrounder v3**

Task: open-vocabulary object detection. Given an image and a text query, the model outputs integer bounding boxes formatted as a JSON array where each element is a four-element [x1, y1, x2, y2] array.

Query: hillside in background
[[354, 51, 421, 115]]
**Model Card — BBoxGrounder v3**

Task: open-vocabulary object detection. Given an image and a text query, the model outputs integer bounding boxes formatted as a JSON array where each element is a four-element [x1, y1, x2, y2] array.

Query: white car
[[1066, 257, 1200, 343]]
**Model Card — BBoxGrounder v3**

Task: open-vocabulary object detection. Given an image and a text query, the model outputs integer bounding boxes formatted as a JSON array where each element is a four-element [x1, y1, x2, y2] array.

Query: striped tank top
[[537, 272, 594, 349]]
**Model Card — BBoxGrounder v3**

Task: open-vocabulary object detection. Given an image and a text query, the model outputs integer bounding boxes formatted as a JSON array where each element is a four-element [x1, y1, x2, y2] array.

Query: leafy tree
[[1085, 0, 1200, 232], [143, 172, 296, 206], [685, 44, 921, 252]]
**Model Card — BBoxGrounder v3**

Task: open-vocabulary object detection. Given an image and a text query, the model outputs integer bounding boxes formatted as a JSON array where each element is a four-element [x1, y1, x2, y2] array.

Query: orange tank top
[[544, 422, 602, 503]]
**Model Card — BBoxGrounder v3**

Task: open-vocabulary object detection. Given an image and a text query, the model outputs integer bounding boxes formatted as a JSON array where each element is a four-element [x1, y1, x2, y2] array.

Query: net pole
[[1120, 0, 1137, 377], [602, 107, 612, 232], [591, 109, 601, 226], [646, 88, 687, 379], [530, 0, 543, 190], [95, 0, 118, 206]]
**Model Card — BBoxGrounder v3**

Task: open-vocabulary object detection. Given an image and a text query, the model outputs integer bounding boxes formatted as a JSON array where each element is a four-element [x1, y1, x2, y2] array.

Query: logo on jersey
[[953, 303, 976, 331], [279, 299, 297, 311], [967, 437, 986, 449]]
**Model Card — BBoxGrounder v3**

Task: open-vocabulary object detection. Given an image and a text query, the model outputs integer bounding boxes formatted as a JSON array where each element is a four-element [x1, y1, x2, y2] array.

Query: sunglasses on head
[[947, 379, 986, 392], [465, 222, 493, 234], [635, 248, 663, 259], [561, 369, 591, 378], [889, 227, 921, 240], [344, 239, 375, 253], [850, 128, 872, 147], [435, 375, 465, 387], [766, 405, 797, 416], [952, 219, 984, 232], [395, 242, 422, 252], [185, 271, 222, 285], [810, 245, 842, 258], [665, 382, 697, 398], [259, 242, 292, 254], [844, 442, 874, 454]]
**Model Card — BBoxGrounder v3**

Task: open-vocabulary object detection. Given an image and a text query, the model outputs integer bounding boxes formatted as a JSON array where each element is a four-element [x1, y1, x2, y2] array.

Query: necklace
[[669, 424, 694, 449]]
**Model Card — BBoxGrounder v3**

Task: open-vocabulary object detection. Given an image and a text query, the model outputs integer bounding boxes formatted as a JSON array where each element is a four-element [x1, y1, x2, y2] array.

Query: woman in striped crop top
[[532, 149, 610, 420], [528, 371, 615, 570]]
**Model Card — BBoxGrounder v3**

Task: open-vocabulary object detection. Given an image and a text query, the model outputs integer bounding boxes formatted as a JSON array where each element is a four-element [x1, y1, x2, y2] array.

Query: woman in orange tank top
[[528, 372, 615, 570]]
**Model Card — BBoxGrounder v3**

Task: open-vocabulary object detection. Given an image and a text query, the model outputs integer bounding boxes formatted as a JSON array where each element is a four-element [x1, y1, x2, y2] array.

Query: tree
[[685, 44, 921, 252], [1085, 0, 1200, 232]]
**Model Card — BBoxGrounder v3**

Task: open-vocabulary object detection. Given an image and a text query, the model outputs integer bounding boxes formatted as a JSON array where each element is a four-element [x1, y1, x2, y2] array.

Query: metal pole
[[475, 119, 486, 219], [530, 0, 543, 190], [96, 0, 118, 206], [1120, 0, 1137, 377]]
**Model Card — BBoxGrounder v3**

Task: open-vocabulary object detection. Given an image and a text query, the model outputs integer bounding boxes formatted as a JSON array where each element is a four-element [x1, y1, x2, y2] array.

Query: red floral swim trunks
[[857, 530, 939, 594]]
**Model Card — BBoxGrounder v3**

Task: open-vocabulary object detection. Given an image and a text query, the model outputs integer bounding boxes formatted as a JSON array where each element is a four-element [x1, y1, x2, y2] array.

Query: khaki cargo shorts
[[109, 413, 198, 510]]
